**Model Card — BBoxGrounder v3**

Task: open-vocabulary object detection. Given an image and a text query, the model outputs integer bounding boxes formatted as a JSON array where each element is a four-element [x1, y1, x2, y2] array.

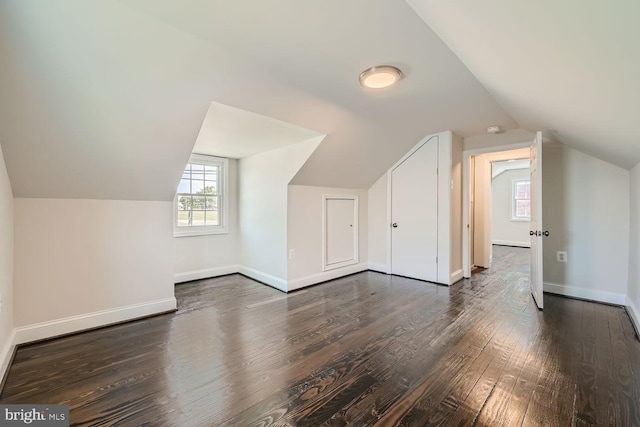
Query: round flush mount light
[[359, 65, 403, 89]]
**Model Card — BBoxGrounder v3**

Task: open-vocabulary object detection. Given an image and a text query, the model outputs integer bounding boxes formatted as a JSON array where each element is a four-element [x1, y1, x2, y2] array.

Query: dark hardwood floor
[[2, 246, 640, 426]]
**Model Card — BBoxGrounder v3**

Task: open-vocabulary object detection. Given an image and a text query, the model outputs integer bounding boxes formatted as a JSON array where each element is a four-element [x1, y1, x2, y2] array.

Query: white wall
[[367, 173, 388, 272], [0, 144, 14, 381], [239, 136, 322, 290], [174, 159, 240, 282], [13, 199, 176, 343], [473, 153, 492, 267], [542, 144, 629, 304], [287, 185, 368, 291], [492, 168, 531, 247], [626, 162, 640, 330], [463, 129, 535, 152]]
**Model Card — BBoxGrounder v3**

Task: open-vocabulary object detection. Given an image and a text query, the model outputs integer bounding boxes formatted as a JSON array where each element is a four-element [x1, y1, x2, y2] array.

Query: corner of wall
[[626, 296, 640, 337], [627, 162, 640, 334], [0, 142, 14, 386]]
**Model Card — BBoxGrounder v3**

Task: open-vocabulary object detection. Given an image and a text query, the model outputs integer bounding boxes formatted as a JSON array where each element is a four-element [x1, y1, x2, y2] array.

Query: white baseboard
[[174, 265, 239, 283], [238, 266, 288, 292], [13, 297, 177, 346], [451, 269, 464, 284], [626, 296, 640, 336], [288, 262, 369, 292], [367, 262, 388, 274], [0, 329, 16, 387], [493, 240, 530, 248], [543, 282, 626, 305]]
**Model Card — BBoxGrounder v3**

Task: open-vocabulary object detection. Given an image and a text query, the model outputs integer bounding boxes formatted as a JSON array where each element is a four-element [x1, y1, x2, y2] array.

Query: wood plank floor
[[2, 246, 640, 426]]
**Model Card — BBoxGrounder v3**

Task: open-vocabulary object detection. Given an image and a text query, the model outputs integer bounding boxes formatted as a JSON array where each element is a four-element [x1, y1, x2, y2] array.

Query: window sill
[[510, 218, 531, 222], [173, 227, 229, 238]]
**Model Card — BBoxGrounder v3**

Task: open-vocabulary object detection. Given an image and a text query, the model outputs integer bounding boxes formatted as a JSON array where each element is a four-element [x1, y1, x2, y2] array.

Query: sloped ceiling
[[0, 0, 516, 199], [192, 102, 324, 159], [407, 0, 640, 169]]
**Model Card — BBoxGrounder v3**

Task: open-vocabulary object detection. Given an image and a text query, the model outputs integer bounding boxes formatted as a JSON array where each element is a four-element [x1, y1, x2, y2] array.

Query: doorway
[[463, 145, 530, 277]]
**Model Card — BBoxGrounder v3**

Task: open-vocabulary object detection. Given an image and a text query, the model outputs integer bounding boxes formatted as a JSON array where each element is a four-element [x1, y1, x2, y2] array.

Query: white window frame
[[511, 178, 531, 221], [174, 154, 229, 237]]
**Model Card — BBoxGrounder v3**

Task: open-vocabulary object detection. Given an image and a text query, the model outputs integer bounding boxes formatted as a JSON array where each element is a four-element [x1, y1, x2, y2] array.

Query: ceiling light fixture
[[359, 65, 403, 89]]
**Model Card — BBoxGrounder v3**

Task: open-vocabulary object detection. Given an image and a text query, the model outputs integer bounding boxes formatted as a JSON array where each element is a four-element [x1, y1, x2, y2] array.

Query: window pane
[[205, 196, 217, 211], [192, 196, 205, 210], [175, 157, 226, 232], [205, 167, 218, 179], [177, 210, 190, 227], [177, 179, 190, 194], [203, 181, 217, 195], [515, 181, 530, 200], [516, 200, 530, 218], [191, 210, 205, 226], [191, 179, 204, 194], [205, 210, 219, 225], [177, 196, 192, 211]]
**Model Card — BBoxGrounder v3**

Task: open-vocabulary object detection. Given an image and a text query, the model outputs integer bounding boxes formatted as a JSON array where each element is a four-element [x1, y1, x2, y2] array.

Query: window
[[174, 154, 229, 236], [512, 179, 531, 221]]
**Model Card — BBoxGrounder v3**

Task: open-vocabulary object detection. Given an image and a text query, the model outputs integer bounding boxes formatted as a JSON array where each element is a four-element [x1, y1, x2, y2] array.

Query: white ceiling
[[192, 102, 323, 159], [0, 0, 515, 199], [0, 1, 635, 200], [492, 159, 530, 179], [407, 0, 640, 169]]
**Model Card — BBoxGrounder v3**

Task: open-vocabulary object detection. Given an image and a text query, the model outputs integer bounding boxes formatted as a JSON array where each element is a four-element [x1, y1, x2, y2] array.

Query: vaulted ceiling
[[408, 0, 640, 169], [0, 0, 636, 201]]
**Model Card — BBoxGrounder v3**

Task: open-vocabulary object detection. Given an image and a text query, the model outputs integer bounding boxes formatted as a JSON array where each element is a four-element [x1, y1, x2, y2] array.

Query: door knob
[[392, 223, 398, 228], [529, 230, 534, 236], [543, 231, 550, 236]]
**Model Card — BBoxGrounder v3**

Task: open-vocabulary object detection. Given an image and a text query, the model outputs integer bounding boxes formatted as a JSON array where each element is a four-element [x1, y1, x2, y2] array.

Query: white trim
[[288, 262, 369, 292], [174, 265, 239, 283], [626, 296, 640, 336], [492, 240, 531, 248], [0, 329, 16, 387], [543, 282, 626, 305], [238, 265, 288, 292], [322, 195, 359, 271], [13, 298, 177, 346], [451, 269, 464, 284], [368, 262, 388, 274]]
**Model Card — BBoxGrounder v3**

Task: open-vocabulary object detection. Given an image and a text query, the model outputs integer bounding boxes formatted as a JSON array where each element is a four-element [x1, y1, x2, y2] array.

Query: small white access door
[[391, 136, 438, 282], [530, 131, 544, 309], [323, 196, 358, 271]]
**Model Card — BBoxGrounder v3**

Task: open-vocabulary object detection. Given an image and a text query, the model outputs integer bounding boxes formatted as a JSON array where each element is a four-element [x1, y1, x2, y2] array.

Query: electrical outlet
[[557, 251, 567, 263], [289, 249, 295, 259]]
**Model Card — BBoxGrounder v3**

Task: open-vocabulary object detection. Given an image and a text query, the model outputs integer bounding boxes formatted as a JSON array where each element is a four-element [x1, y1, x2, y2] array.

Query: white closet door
[[324, 197, 358, 270], [391, 136, 438, 282]]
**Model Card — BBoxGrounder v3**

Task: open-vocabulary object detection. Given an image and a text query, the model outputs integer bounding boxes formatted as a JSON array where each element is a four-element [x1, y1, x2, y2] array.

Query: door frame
[[462, 142, 531, 278]]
